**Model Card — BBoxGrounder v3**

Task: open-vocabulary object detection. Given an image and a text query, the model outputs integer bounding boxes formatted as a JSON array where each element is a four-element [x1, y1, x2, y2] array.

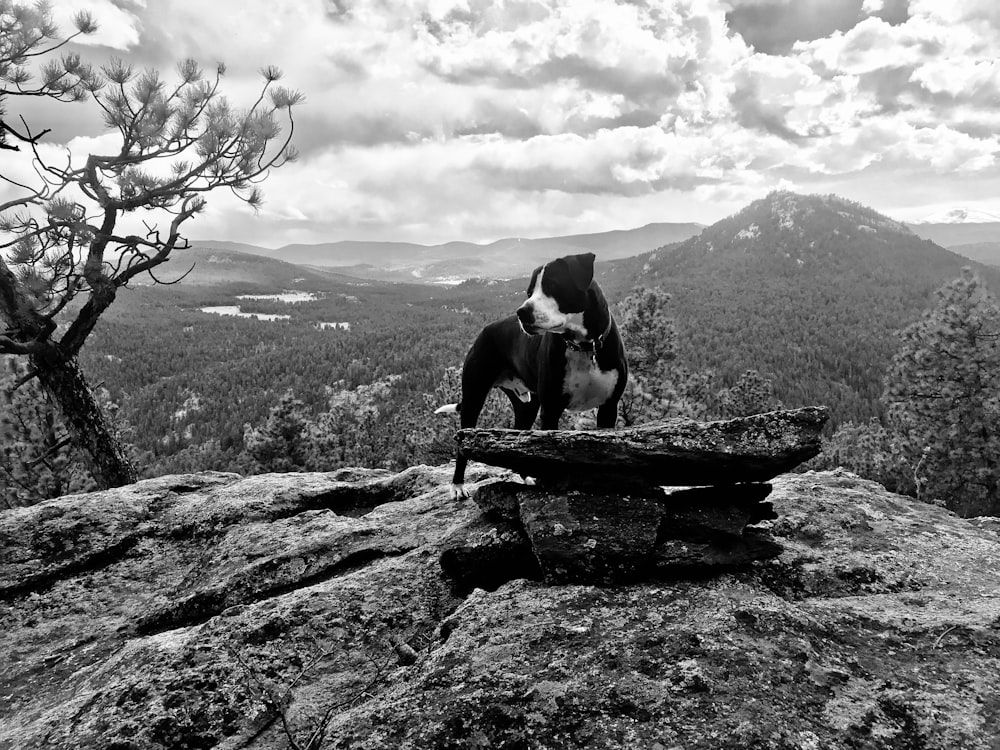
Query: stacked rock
[[440, 407, 828, 587]]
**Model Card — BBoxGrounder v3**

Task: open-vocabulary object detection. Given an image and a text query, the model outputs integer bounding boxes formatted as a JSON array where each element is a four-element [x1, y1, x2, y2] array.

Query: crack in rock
[[133, 546, 415, 637]]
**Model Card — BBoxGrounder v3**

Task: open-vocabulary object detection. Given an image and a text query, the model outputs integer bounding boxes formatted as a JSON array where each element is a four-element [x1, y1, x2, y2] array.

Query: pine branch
[[26, 435, 73, 468]]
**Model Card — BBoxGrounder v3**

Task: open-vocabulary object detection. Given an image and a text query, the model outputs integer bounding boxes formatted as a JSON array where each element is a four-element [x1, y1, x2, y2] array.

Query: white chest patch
[[563, 350, 619, 411]]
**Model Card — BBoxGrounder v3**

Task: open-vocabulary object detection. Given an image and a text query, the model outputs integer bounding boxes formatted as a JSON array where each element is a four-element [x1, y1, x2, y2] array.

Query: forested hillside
[[77, 248, 520, 475], [611, 192, 1000, 423]]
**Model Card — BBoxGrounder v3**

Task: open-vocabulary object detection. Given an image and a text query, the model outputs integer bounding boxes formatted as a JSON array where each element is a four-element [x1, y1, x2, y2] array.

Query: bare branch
[[146, 261, 195, 286]]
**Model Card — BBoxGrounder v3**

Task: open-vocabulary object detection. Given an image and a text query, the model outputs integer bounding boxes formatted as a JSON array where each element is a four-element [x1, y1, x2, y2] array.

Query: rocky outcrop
[[3, 466, 1000, 749]]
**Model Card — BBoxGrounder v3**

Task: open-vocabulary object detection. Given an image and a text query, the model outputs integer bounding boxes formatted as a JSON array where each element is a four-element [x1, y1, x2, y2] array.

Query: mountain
[[620, 191, 998, 423], [947, 242, 1000, 267], [169, 246, 366, 286], [193, 222, 704, 282], [908, 207, 1000, 253], [907, 221, 1000, 248]]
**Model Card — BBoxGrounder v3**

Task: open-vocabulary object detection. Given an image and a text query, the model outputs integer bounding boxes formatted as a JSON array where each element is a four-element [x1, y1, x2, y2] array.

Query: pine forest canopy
[[0, 1, 302, 487]]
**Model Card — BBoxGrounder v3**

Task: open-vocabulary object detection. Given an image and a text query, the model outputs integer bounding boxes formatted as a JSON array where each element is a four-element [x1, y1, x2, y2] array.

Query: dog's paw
[[521, 475, 536, 486], [449, 483, 470, 500]]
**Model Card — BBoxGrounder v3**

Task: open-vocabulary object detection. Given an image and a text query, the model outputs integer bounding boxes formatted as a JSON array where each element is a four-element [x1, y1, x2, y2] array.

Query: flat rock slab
[[456, 406, 828, 488]]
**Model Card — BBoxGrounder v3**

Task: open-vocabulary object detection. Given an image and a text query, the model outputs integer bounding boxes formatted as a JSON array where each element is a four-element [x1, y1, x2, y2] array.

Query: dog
[[435, 252, 628, 498]]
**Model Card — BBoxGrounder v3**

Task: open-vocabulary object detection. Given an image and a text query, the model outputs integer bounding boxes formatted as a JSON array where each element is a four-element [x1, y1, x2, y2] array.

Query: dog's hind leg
[[502, 390, 540, 486], [502, 389, 540, 430]]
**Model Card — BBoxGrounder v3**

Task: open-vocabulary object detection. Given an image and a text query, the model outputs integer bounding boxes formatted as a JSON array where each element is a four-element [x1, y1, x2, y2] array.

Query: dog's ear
[[565, 252, 595, 291], [526, 265, 542, 296]]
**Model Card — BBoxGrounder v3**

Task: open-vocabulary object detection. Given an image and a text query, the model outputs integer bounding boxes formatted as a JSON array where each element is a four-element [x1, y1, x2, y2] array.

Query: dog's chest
[[563, 350, 619, 411]]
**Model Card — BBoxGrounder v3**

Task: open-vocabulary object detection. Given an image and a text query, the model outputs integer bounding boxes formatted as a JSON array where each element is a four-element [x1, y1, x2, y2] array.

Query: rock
[[457, 411, 817, 583], [438, 513, 540, 595], [4, 467, 1000, 749], [471, 480, 525, 522], [654, 531, 783, 572], [517, 490, 664, 584], [456, 406, 828, 489]]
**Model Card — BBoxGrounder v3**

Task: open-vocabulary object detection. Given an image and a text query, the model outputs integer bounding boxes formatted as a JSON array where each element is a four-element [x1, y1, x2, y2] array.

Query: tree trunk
[[30, 348, 137, 489]]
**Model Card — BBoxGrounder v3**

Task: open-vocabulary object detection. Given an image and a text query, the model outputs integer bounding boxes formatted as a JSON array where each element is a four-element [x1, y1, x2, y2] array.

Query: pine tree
[[716, 369, 781, 418], [811, 418, 913, 495], [615, 286, 713, 424], [243, 391, 314, 473], [882, 269, 1000, 515], [1, 1, 98, 150], [0, 3, 302, 488]]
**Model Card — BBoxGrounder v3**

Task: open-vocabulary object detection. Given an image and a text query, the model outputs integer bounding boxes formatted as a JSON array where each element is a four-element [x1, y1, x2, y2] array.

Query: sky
[[7, 0, 1000, 247]]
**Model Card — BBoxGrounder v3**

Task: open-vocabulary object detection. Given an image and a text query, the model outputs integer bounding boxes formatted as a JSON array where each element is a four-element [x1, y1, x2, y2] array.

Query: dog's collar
[[563, 316, 613, 354]]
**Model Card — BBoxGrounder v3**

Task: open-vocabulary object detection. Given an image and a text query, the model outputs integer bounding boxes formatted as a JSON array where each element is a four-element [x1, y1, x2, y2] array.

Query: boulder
[[473, 482, 779, 583], [455, 406, 828, 489]]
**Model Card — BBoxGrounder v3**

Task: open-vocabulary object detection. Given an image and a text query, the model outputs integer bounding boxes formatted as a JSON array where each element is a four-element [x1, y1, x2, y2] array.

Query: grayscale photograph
[[1, 0, 999, 747]]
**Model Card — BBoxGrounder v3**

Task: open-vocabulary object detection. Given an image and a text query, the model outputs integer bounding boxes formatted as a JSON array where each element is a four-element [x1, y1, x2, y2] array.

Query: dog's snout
[[516, 304, 534, 327]]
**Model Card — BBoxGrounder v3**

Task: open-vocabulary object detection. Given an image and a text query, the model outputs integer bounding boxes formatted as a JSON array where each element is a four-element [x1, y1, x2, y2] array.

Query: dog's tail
[[434, 402, 460, 416]]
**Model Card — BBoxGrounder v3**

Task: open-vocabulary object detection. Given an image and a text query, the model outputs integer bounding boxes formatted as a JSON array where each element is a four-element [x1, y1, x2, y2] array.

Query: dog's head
[[516, 252, 595, 336]]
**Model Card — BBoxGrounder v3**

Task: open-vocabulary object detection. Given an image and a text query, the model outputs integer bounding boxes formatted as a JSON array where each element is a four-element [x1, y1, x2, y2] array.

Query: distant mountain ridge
[[907, 221, 1000, 248], [193, 222, 704, 282], [944, 242, 1000, 267]]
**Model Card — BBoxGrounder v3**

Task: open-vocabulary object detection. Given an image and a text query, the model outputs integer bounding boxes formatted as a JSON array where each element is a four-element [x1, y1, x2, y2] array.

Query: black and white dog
[[436, 252, 628, 498]]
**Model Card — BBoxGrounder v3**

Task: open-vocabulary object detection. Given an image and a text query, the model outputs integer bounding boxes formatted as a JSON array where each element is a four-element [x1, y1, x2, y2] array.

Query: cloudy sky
[[10, 0, 1000, 246]]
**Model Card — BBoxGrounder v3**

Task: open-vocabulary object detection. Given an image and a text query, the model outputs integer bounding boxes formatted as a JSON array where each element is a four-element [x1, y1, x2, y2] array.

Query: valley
[[53, 192, 1000, 479]]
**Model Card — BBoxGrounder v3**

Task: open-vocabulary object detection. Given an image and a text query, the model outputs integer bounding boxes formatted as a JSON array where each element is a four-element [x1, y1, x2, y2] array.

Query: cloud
[[414, 0, 747, 108], [791, 4, 1000, 142], [10, 0, 1000, 247], [910, 57, 1000, 101], [725, 0, 910, 54], [725, 0, 866, 55]]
